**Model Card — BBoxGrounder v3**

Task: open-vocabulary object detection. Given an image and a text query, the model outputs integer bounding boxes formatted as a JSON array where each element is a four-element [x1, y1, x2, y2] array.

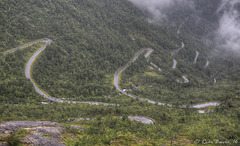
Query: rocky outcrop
[[0, 121, 84, 146], [70, 125, 84, 131], [0, 121, 60, 134], [22, 134, 65, 146]]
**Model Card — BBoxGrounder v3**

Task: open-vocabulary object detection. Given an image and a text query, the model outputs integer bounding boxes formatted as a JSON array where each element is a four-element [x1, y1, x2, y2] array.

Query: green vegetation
[[120, 53, 240, 105], [0, 43, 46, 104], [0, 0, 240, 145], [0, 0, 182, 100], [4, 129, 31, 146], [0, 102, 240, 145]]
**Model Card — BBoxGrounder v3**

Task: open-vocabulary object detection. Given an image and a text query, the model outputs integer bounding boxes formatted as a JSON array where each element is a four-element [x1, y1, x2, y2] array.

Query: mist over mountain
[[1, 0, 240, 145], [127, 0, 194, 23], [215, 0, 240, 53], [128, 0, 240, 54]]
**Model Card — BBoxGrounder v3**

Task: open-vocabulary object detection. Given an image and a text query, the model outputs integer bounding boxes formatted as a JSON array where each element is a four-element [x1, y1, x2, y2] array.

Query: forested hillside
[[1, 0, 240, 145], [119, 0, 240, 105], [1, 0, 182, 100]]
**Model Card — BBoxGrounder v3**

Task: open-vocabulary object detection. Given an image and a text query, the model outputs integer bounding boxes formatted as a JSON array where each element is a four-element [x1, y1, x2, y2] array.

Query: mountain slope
[[0, 0, 182, 101], [1, 0, 240, 145]]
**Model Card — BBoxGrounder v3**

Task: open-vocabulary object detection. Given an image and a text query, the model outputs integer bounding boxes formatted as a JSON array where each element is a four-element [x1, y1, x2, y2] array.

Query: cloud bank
[[127, 0, 194, 23], [215, 0, 240, 52], [128, 0, 240, 53]]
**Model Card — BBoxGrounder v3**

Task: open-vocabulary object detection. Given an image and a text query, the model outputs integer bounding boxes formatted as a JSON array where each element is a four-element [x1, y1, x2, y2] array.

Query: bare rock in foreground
[[0, 121, 84, 146]]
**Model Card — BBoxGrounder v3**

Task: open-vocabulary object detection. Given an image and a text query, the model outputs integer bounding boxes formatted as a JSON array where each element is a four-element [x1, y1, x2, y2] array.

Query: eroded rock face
[[0, 121, 60, 134], [22, 134, 65, 146], [70, 125, 84, 131], [25, 126, 63, 139], [0, 121, 84, 146]]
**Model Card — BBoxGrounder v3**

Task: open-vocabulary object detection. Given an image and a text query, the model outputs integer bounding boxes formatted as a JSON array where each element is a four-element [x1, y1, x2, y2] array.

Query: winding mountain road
[[113, 48, 163, 105], [4, 39, 115, 106], [128, 116, 154, 124], [3, 39, 46, 55], [113, 47, 219, 108], [182, 75, 189, 83], [194, 51, 199, 64], [3, 39, 220, 109], [172, 59, 177, 69], [171, 42, 185, 56], [150, 62, 162, 72], [144, 48, 162, 72], [204, 59, 210, 68], [170, 42, 184, 71], [176, 75, 189, 83], [73, 116, 154, 124]]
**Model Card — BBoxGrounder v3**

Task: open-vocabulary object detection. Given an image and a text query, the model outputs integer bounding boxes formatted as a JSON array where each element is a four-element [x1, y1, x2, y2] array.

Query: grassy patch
[[144, 72, 162, 78], [110, 135, 147, 145], [148, 66, 154, 70], [41, 133, 53, 138], [14, 129, 31, 137], [5, 129, 31, 146]]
